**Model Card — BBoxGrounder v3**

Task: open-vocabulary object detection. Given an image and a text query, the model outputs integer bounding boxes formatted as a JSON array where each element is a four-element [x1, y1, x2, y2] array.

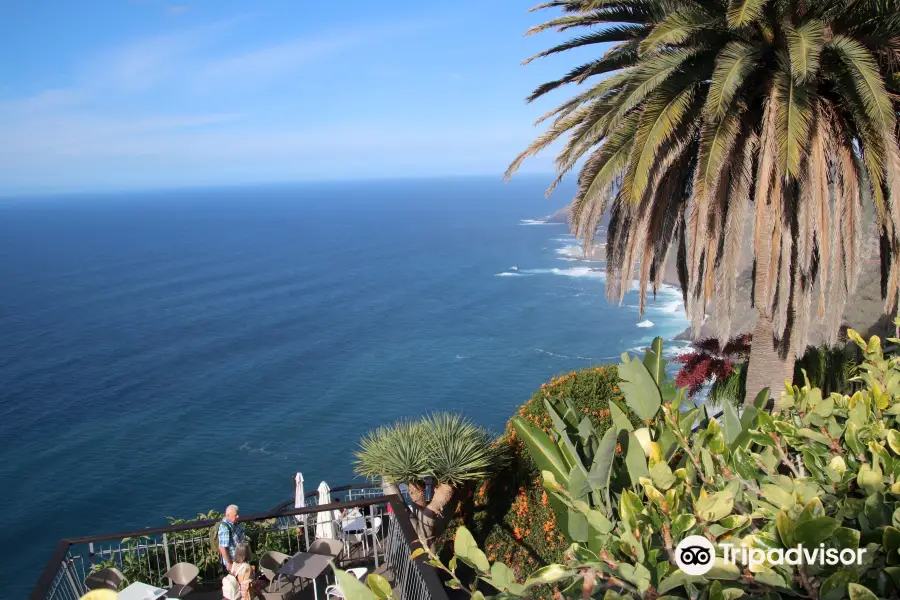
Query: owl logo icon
[[675, 536, 715, 575]]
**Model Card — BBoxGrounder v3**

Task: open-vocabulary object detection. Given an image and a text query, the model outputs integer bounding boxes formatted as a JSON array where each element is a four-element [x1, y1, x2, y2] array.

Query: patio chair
[[259, 551, 296, 596], [325, 567, 368, 600], [309, 537, 344, 558], [365, 516, 384, 550], [162, 561, 199, 597], [83, 567, 125, 591]]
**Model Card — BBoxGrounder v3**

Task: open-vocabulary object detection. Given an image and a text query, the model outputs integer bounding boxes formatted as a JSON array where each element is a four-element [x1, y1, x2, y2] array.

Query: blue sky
[[0, 0, 594, 194]]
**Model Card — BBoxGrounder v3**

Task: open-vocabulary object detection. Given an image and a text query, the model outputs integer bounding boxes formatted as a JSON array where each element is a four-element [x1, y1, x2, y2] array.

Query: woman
[[223, 542, 255, 600]]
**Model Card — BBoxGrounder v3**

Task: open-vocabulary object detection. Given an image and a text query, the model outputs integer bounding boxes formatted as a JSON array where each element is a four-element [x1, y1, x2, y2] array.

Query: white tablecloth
[[340, 509, 366, 533], [117, 581, 169, 600]]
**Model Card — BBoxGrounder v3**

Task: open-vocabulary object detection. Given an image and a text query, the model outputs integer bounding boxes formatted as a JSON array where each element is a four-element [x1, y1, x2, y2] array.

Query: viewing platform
[[31, 485, 446, 600]]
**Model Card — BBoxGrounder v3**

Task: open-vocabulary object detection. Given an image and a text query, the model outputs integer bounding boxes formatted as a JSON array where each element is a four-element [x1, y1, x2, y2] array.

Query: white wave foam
[[520, 219, 563, 226], [651, 300, 681, 314], [456, 354, 470, 359], [239, 442, 287, 460], [556, 244, 587, 259], [516, 266, 606, 279], [495, 272, 523, 277], [663, 343, 693, 359], [557, 257, 578, 262], [536, 348, 594, 361], [637, 320, 654, 328]]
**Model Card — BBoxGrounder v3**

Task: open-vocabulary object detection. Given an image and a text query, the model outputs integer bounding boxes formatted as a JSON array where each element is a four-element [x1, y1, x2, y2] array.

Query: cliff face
[[537, 206, 893, 343]]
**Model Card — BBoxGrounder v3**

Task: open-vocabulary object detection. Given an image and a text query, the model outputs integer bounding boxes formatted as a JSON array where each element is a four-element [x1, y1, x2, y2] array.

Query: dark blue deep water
[[0, 177, 687, 598]]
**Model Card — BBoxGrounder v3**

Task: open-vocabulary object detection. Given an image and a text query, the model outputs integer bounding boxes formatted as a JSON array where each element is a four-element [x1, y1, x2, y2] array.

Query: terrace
[[31, 485, 448, 600]]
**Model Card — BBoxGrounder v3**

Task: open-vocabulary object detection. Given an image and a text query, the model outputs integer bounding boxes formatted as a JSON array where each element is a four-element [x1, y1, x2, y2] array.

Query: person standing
[[223, 542, 255, 600], [218, 504, 246, 571]]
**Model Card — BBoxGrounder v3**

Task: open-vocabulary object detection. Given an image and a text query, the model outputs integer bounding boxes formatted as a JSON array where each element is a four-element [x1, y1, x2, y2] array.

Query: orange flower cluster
[[543, 510, 558, 544], [520, 410, 553, 434], [541, 490, 548, 506], [513, 487, 529, 518]]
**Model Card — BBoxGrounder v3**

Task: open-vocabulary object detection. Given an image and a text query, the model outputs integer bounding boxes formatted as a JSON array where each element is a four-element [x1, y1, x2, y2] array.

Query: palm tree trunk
[[404, 482, 455, 547], [406, 481, 429, 541], [744, 313, 794, 406], [744, 197, 795, 406], [380, 479, 423, 537], [423, 483, 456, 545]]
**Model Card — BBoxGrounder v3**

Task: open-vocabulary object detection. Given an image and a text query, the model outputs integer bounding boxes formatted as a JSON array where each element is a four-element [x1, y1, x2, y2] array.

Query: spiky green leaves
[[356, 421, 429, 484], [355, 413, 500, 487]]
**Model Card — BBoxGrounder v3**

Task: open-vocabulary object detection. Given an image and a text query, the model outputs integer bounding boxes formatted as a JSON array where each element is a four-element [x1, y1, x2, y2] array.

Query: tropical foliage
[[674, 334, 750, 407], [355, 413, 501, 542], [674, 336, 857, 406], [351, 330, 900, 600], [794, 342, 858, 396], [438, 365, 634, 580], [507, 0, 900, 400]]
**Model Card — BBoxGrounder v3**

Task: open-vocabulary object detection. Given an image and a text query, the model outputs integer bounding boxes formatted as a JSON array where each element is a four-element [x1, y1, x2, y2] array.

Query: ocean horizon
[[0, 176, 689, 598]]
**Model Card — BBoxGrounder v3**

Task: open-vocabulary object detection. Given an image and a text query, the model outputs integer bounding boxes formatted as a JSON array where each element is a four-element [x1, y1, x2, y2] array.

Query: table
[[277, 551, 333, 600], [117, 581, 169, 600], [341, 516, 366, 534]]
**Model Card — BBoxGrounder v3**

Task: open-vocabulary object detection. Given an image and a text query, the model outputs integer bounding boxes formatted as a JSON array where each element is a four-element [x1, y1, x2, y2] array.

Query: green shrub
[[412, 331, 900, 600], [794, 343, 857, 396], [438, 364, 634, 581]]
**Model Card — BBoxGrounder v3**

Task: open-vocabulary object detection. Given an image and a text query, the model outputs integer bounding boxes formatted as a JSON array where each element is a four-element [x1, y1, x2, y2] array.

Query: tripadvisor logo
[[674, 535, 866, 576]]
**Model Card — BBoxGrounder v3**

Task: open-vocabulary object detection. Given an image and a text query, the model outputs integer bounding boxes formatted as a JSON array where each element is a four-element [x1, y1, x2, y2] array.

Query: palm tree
[[355, 413, 501, 543], [507, 0, 900, 402]]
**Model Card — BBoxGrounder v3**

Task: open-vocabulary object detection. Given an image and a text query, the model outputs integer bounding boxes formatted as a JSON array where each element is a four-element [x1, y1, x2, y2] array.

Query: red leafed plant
[[674, 334, 752, 397]]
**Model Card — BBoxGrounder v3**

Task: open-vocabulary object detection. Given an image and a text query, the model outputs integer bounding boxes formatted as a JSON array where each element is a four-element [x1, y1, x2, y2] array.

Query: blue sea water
[[0, 176, 688, 598]]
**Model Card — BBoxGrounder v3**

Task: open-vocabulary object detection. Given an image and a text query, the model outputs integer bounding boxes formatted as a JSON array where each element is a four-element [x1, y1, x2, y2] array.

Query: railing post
[[162, 533, 172, 573], [63, 557, 81, 599], [370, 504, 379, 568]]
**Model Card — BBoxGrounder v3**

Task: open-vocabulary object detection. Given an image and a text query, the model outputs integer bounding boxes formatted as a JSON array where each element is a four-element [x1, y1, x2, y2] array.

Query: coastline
[[534, 210, 894, 346]]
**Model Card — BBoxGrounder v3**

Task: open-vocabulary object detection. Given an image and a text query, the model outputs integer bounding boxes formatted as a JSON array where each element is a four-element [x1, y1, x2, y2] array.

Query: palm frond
[[524, 26, 650, 64], [726, 0, 768, 28], [604, 47, 701, 133], [774, 64, 813, 178], [705, 41, 761, 118], [829, 35, 896, 132], [638, 9, 712, 56], [786, 20, 825, 82], [625, 83, 698, 203], [525, 44, 639, 103]]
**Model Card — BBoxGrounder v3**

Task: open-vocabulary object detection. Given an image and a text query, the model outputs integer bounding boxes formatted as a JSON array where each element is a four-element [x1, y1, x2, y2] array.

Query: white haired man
[[218, 504, 246, 572]]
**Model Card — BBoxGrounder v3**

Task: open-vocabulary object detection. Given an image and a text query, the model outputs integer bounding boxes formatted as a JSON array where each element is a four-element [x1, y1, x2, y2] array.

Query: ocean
[[0, 176, 687, 598]]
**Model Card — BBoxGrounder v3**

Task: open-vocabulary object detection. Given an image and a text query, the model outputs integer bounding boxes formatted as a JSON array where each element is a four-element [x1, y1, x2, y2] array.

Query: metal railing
[[31, 495, 448, 600], [271, 482, 426, 512]]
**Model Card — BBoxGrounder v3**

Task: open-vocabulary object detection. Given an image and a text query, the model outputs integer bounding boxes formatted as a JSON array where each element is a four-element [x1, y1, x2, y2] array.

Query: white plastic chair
[[325, 567, 368, 600], [365, 516, 384, 550]]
